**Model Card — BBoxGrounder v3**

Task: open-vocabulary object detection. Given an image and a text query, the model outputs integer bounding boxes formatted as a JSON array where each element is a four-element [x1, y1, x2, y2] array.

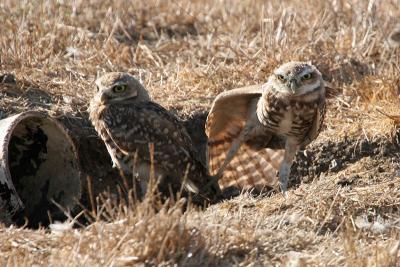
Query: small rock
[[329, 159, 340, 171], [0, 73, 16, 84]]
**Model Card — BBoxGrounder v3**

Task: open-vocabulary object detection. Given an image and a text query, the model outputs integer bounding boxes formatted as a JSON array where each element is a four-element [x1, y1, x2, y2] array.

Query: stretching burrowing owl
[[206, 61, 326, 195], [89, 72, 220, 203]]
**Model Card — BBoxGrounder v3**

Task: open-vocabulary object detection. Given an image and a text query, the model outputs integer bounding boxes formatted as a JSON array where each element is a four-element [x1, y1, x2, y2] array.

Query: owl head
[[94, 72, 150, 104], [268, 61, 323, 96]]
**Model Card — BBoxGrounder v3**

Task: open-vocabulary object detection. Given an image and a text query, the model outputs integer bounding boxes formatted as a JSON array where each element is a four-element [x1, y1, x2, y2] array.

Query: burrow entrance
[[6, 115, 81, 228]]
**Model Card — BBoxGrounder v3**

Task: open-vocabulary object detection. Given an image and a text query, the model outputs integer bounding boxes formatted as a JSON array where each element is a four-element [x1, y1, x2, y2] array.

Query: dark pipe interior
[[8, 117, 80, 228]]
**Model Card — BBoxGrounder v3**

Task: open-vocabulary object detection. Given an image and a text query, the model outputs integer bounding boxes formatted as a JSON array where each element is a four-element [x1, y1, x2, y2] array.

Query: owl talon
[[278, 158, 291, 197], [279, 179, 288, 195], [281, 190, 288, 199]]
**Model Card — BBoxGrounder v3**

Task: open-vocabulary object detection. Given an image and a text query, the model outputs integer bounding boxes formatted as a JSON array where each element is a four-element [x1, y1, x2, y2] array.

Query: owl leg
[[278, 140, 298, 197], [203, 137, 245, 194], [216, 137, 244, 178]]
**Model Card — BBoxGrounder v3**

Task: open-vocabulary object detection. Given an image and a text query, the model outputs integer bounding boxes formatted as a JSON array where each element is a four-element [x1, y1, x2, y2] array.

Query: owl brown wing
[[301, 94, 326, 148], [99, 101, 206, 193], [206, 85, 262, 143], [206, 85, 284, 190], [100, 101, 196, 157], [100, 102, 214, 193]]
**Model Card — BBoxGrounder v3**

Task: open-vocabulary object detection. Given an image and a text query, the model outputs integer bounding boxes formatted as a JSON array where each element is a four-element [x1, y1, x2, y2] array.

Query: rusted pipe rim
[[0, 111, 81, 226]]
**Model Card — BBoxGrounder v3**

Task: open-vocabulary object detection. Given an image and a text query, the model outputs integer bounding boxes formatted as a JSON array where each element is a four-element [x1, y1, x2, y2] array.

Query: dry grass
[[0, 0, 400, 266]]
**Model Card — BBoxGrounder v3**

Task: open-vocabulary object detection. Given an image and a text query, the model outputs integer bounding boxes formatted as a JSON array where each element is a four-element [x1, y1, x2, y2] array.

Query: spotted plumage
[[89, 72, 220, 203], [206, 61, 326, 195]]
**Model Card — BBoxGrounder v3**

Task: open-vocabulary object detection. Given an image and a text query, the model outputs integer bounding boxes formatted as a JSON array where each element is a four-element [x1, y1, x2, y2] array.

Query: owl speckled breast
[[258, 89, 321, 145]]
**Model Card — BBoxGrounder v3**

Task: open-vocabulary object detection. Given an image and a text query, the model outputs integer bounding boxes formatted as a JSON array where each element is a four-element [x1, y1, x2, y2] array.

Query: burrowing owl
[[206, 61, 326, 195], [89, 72, 220, 203]]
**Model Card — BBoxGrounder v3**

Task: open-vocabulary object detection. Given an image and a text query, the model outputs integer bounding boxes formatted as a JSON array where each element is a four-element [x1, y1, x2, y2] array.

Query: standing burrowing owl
[[89, 72, 220, 203], [206, 61, 326, 195]]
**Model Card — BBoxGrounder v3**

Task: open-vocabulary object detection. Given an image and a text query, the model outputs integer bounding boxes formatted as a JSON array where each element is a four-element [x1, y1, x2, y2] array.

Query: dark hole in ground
[[181, 111, 208, 165], [58, 115, 123, 213], [8, 116, 81, 228]]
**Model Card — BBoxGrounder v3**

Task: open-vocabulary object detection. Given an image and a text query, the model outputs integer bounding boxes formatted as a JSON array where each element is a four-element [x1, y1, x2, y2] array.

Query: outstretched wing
[[210, 142, 284, 190], [206, 85, 284, 190]]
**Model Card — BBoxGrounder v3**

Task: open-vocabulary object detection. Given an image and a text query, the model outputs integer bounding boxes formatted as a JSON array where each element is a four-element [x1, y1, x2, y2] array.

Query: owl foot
[[203, 175, 222, 196], [278, 161, 291, 198]]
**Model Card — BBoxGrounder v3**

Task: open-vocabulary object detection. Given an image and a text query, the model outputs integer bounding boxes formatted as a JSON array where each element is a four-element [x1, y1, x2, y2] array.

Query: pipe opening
[[8, 115, 81, 227]]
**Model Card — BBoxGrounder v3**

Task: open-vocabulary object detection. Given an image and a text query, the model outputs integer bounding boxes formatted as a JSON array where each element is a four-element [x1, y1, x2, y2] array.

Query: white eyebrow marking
[[298, 68, 313, 77], [114, 81, 128, 86]]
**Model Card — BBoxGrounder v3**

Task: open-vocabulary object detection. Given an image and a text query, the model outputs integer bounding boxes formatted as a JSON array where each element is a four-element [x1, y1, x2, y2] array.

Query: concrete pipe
[[0, 111, 81, 227]]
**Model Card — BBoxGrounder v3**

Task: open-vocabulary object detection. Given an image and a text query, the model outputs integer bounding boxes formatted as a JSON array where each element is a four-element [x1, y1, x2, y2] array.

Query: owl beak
[[288, 80, 298, 94], [100, 93, 109, 104]]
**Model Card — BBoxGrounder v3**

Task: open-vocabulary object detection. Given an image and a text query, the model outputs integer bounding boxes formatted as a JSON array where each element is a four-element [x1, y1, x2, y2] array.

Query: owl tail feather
[[184, 179, 200, 194], [184, 174, 222, 197]]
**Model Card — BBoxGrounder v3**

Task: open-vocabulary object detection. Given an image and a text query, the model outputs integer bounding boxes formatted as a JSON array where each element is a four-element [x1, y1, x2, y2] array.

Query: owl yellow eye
[[276, 74, 285, 81], [113, 84, 127, 93], [302, 73, 312, 80]]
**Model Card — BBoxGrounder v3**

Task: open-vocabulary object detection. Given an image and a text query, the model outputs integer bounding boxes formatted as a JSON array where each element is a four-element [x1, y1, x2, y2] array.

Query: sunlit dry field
[[0, 0, 400, 266]]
